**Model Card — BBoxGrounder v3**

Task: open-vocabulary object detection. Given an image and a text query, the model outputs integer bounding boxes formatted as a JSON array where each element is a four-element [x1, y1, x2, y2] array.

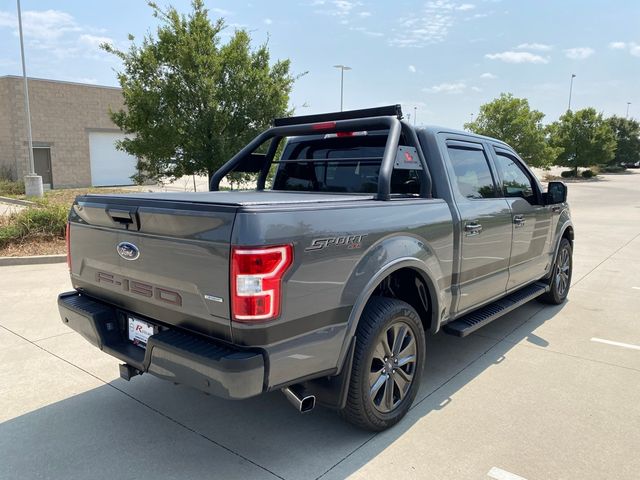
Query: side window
[[494, 152, 536, 202], [447, 145, 497, 199]]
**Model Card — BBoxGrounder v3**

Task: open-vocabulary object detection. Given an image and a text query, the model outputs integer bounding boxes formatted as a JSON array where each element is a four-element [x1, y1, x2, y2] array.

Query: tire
[[539, 238, 572, 304], [340, 296, 426, 431]]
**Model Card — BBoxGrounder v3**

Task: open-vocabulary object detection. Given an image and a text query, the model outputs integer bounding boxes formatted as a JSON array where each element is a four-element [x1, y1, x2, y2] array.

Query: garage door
[[89, 131, 137, 186]]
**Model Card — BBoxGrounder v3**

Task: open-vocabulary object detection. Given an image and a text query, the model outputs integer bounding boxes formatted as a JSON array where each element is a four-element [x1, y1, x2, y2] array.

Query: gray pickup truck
[[58, 105, 573, 431]]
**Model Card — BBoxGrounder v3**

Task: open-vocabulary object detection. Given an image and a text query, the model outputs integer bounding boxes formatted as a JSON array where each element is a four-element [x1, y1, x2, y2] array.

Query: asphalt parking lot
[[1, 171, 639, 480]]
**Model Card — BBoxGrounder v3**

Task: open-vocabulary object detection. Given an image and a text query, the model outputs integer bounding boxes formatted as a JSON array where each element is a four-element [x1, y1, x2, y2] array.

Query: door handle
[[464, 222, 482, 236], [513, 215, 526, 228], [551, 206, 561, 213], [107, 208, 140, 231]]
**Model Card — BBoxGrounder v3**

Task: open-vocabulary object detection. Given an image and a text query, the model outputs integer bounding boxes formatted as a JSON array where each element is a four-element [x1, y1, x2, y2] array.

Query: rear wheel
[[539, 238, 572, 304], [340, 297, 426, 431]]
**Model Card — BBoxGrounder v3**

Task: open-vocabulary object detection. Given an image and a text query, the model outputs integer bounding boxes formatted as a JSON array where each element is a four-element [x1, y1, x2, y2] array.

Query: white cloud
[[263, 18, 273, 25], [0, 9, 80, 41], [480, 72, 497, 79], [608, 41, 640, 57], [471, 86, 482, 92], [312, 0, 374, 35], [0, 9, 114, 60], [79, 34, 112, 49], [424, 82, 467, 94], [408, 65, 416, 73], [564, 47, 594, 60], [349, 26, 383, 36], [485, 51, 549, 64], [210, 7, 232, 16], [389, 1, 456, 47], [515, 42, 552, 51], [389, 1, 487, 47], [327, 0, 362, 16]]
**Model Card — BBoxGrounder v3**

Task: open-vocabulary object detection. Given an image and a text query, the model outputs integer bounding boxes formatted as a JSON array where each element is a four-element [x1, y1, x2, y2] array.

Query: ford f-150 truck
[[58, 105, 573, 431]]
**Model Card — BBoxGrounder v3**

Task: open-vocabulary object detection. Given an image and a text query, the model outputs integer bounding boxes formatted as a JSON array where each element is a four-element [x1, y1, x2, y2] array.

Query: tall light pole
[[17, 0, 43, 197], [413, 106, 417, 126], [567, 73, 576, 112], [333, 64, 351, 111], [626, 102, 631, 118]]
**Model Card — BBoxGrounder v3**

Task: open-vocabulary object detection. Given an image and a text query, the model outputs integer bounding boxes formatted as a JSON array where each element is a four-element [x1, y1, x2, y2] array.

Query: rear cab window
[[270, 133, 424, 196]]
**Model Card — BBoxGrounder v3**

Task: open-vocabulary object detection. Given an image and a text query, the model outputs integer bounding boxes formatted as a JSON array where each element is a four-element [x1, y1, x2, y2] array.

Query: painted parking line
[[488, 466, 528, 480], [591, 338, 640, 351], [632, 286, 640, 290]]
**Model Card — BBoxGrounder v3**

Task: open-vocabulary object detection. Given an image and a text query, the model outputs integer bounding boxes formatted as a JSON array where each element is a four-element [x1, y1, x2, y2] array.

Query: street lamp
[[626, 102, 631, 118], [333, 64, 351, 111], [567, 73, 576, 112], [413, 106, 417, 126], [16, 0, 43, 197]]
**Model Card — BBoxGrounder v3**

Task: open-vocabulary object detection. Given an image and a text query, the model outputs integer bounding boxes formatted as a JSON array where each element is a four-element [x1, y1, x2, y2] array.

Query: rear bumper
[[57, 291, 265, 400]]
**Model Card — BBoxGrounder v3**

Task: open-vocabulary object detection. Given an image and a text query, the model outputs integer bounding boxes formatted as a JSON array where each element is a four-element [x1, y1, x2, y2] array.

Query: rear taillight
[[65, 222, 71, 271], [231, 245, 293, 323]]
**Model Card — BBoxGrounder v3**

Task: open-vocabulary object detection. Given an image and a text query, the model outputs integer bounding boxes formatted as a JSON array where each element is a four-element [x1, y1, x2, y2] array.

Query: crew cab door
[[444, 140, 513, 313], [490, 147, 553, 289]]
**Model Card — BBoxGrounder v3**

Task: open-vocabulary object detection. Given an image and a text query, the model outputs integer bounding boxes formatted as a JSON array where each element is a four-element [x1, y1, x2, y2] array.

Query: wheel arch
[[545, 219, 574, 280], [334, 256, 443, 375]]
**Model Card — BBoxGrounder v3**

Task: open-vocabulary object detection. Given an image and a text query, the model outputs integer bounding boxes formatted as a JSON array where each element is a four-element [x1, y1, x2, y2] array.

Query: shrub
[[601, 165, 626, 173], [581, 169, 596, 178], [0, 203, 68, 248], [560, 170, 577, 178], [0, 179, 25, 196]]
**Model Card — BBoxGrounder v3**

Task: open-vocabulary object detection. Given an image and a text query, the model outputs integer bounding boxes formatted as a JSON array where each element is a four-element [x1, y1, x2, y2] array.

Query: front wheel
[[340, 297, 426, 431], [539, 238, 572, 304]]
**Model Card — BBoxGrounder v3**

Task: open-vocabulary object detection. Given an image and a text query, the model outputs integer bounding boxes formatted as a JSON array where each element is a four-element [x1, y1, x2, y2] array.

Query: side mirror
[[547, 181, 567, 204]]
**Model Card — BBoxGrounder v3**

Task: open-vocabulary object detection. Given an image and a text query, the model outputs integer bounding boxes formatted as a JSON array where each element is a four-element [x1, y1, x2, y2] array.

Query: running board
[[443, 282, 549, 337]]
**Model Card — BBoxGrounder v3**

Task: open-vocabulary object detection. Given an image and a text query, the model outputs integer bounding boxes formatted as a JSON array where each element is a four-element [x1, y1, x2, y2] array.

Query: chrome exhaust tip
[[282, 385, 316, 413]]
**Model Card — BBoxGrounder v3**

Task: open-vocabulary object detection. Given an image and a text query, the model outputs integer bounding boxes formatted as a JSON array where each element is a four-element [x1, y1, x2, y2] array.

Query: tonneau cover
[[82, 190, 374, 206]]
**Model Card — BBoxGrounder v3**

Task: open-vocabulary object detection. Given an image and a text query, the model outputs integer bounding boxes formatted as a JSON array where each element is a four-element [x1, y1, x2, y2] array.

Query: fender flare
[[545, 220, 574, 279], [334, 257, 441, 373]]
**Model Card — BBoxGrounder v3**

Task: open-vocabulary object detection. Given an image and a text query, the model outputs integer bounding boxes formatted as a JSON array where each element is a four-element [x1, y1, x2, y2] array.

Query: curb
[[0, 196, 36, 207], [0, 254, 66, 266]]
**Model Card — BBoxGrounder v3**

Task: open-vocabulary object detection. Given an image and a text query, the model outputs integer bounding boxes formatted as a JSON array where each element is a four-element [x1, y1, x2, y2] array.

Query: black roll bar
[[209, 115, 433, 200]]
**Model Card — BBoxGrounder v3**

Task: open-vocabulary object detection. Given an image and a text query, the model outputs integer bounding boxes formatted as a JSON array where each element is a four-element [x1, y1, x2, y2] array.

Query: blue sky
[[1, 0, 638, 128]]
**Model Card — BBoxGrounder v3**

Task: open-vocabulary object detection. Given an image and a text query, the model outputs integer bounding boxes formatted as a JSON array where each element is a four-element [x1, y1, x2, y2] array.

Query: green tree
[[464, 93, 560, 168], [102, 0, 298, 184], [548, 108, 617, 175], [606, 115, 640, 166]]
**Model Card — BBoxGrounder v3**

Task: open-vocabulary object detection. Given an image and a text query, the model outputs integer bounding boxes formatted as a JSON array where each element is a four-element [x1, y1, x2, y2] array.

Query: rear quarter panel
[[231, 198, 454, 388]]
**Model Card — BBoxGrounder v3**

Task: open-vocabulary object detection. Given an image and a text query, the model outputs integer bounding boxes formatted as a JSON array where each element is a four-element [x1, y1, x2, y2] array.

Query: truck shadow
[[0, 300, 566, 480]]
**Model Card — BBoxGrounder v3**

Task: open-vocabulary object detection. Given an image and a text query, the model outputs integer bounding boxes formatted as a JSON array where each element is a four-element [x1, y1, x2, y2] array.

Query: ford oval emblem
[[117, 242, 140, 261]]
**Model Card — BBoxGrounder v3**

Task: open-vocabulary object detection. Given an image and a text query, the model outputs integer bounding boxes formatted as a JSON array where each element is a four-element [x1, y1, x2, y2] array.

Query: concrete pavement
[[1, 171, 639, 480]]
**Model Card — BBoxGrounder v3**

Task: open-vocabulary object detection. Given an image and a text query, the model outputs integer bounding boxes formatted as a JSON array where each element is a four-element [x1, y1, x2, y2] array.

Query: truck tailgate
[[68, 195, 236, 341]]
